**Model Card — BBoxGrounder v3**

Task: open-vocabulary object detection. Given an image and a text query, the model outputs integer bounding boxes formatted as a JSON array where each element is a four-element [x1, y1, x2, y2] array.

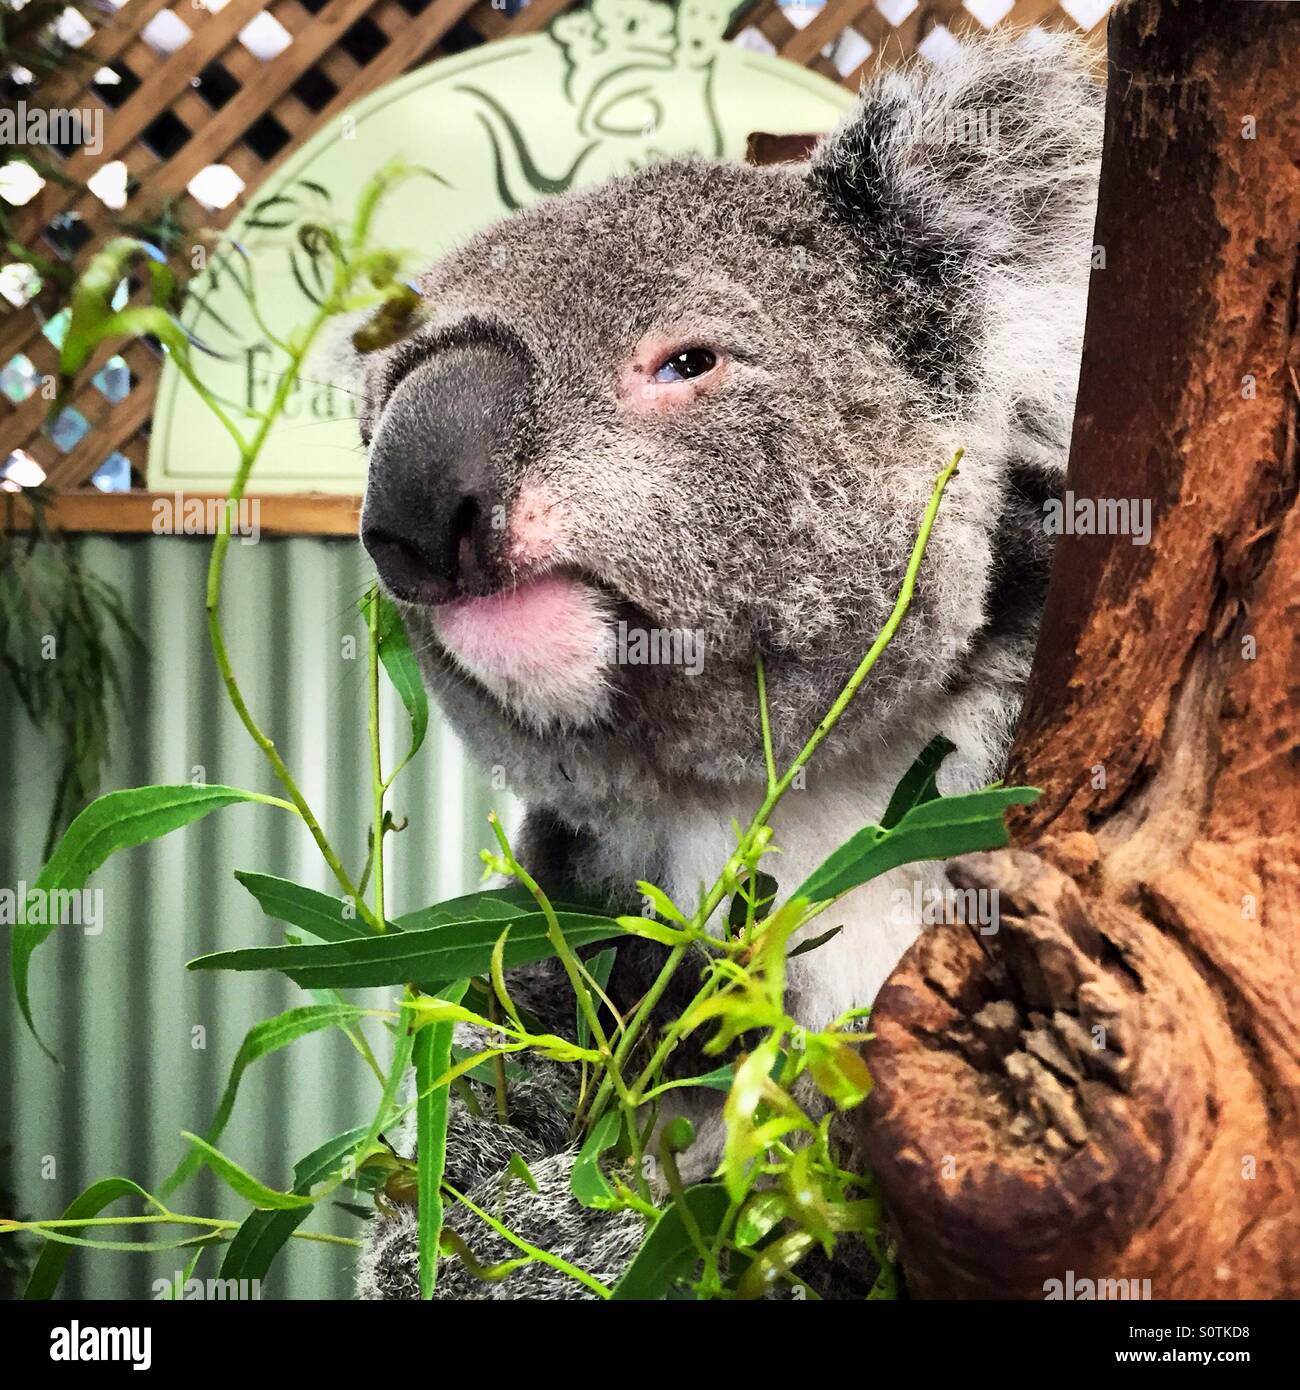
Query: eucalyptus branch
[[443, 1182, 613, 1299], [584, 451, 962, 1131], [202, 285, 378, 930], [487, 815, 633, 1109], [755, 652, 778, 795], [367, 589, 387, 930], [195, 174, 434, 933], [487, 814, 651, 1198], [0, 1214, 361, 1251]]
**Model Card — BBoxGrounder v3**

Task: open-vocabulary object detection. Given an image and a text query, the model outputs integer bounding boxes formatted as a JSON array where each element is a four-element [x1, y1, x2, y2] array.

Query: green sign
[[148, 0, 855, 495]]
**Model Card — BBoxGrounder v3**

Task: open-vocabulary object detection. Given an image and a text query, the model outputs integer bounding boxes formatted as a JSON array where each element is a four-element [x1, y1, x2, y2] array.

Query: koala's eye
[[653, 347, 717, 384]]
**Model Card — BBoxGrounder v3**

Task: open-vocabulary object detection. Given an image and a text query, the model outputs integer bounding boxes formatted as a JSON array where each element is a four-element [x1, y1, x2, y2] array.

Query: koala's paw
[[356, 1149, 644, 1301]]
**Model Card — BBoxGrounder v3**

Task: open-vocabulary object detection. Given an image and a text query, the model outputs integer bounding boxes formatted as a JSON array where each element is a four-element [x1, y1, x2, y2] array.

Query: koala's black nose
[[361, 334, 532, 605]]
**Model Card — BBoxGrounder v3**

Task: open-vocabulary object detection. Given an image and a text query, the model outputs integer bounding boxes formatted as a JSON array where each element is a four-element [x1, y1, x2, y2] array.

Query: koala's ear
[[808, 32, 1103, 391]]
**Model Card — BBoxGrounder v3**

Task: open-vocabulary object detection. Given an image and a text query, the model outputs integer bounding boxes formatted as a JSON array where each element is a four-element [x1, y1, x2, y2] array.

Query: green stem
[[339, 1022, 387, 1088], [630, 969, 725, 1101], [287, 1230, 364, 1249], [367, 590, 387, 931], [491, 815, 650, 1195], [201, 261, 381, 933], [487, 993, 509, 1125], [765, 451, 963, 810], [174, 355, 248, 459], [490, 817, 633, 1108], [755, 652, 777, 795], [591, 943, 686, 1113], [659, 1137, 707, 1261], [3, 1214, 231, 1232], [1, 1214, 361, 1251], [586, 452, 962, 1128], [443, 1182, 612, 1298], [243, 791, 303, 816]]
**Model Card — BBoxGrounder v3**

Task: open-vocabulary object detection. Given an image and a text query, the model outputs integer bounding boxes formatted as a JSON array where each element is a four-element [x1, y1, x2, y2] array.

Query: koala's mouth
[[425, 569, 655, 732]]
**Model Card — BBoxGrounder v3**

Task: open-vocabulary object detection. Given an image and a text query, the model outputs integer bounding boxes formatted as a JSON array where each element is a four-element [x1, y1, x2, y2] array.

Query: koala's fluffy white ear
[[811, 31, 1102, 262], [809, 32, 1103, 392]]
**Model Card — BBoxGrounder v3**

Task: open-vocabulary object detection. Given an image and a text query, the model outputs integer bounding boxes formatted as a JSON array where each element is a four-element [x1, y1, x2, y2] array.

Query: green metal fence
[[1, 534, 507, 1299]]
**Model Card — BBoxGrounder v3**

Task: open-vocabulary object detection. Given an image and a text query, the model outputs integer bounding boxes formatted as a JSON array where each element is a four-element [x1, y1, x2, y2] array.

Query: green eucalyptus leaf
[[794, 785, 1040, 904], [645, 1063, 736, 1100], [157, 1245, 206, 1299], [570, 1111, 622, 1211], [22, 1177, 156, 1299], [60, 238, 172, 380], [12, 784, 282, 1055], [609, 1184, 731, 1300], [362, 590, 428, 780], [721, 1040, 787, 1202], [449, 1044, 525, 1087], [159, 1003, 371, 1199], [504, 1152, 540, 1195], [219, 1125, 371, 1285], [576, 946, 617, 1051], [393, 886, 596, 932], [806, 1037, 873, 1110], [787, 925, 843, 960], [880, 734, 957, 829], [235, 870, 372, 942], [187, 910, 623, 990], [180, 1135, 313, 1210], [637, 881, 686, 925], [734, 1191, 788, 1249], [415, 979, 469, 1299], [736, 1229, 818, 1299]]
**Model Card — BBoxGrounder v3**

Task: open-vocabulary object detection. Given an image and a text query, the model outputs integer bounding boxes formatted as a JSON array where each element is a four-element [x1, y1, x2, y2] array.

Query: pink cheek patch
[[431, 575, 614, 729], [507, 484, 564, 566]]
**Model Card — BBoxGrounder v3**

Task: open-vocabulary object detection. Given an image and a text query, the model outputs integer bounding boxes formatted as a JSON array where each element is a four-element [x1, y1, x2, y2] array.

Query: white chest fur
[[656, 781, 948, 1030], [600, 682, 1015, 1030]]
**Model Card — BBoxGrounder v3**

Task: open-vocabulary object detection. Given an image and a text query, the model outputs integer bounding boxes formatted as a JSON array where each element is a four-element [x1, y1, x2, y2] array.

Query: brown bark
[[861, 0, 1300, 1299], [746, 131, 821, 165]]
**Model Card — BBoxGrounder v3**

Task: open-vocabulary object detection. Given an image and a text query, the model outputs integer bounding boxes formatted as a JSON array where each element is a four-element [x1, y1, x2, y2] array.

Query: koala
[[352, 30, 1103, 1298]]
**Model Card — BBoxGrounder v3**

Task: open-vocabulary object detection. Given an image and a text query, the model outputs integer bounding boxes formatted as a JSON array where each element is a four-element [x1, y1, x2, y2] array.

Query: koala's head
[[358, 36, 1101, 820]]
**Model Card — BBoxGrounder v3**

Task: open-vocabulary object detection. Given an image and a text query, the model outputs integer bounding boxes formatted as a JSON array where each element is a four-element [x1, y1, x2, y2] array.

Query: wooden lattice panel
[[0, 0, 1112, 504]]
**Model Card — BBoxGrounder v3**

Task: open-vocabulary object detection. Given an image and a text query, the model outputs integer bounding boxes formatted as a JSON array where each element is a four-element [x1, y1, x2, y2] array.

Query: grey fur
[[358, 1155, 644, 1300], [350, 31, 1102, 1299], [357, 1042, 643, 1300]]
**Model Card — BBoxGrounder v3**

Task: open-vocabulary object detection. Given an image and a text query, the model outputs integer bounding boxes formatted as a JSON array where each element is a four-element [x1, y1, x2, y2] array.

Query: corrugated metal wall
[[0, 534, 513, 1299]]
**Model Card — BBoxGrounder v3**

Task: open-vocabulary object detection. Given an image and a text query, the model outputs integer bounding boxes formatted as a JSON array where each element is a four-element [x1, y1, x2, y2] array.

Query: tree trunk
[[860, 0, 1300, 1299]]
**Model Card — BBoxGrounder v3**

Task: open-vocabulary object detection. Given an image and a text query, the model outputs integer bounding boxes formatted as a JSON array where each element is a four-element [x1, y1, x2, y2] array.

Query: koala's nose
[[361, 336, 531, 605]]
